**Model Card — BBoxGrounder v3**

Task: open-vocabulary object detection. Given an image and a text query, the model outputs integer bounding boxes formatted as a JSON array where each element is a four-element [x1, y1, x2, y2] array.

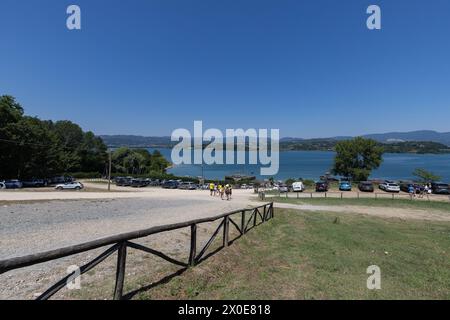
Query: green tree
[[0, 95, 108, 178], [111, 147, 170, 175], [412, 168, 441, 183], [78, 132, 108, 173], [332, 137, 383, 181]]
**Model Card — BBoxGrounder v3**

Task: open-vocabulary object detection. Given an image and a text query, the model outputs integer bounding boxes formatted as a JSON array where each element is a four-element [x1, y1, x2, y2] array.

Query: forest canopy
[[0, 95, 170, 179]]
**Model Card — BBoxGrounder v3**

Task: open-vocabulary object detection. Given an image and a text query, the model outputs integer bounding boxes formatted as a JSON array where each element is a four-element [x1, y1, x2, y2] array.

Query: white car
[[55, 182, 84, 190], [292, 182, 305, 192], [379, 181, 400, 193]]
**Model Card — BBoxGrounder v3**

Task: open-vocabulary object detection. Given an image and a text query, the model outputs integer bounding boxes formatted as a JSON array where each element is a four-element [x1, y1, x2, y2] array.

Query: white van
[[292, 181, 305, 192]]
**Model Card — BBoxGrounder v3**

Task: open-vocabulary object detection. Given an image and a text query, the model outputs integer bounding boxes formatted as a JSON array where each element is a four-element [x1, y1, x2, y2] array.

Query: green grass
[[137, 209, 450, 300], [271, 196, 450, 212]]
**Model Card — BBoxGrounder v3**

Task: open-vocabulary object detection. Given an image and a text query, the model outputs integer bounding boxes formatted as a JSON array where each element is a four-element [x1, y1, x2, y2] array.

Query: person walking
[[219, 184, 224, 200], [225, 184, 231, 200], [209, 182, 215, 196], [408, 184, 415, 198]]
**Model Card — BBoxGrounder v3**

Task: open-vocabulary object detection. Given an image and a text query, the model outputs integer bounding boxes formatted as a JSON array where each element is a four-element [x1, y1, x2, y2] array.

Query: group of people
[[209, 183, 232, 200], [408, 183, 432, 198]]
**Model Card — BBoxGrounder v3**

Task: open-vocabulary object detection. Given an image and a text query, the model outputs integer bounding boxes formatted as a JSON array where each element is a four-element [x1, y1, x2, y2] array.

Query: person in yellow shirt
[[209, 182, 215, 196], [218, 184, 224, 199]]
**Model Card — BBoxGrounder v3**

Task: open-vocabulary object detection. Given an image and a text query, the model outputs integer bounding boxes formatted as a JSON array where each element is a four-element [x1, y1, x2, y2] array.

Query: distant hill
[[100, 130, 450, 149], [361, 130, 450, 146], [99, 135, 172, 148]]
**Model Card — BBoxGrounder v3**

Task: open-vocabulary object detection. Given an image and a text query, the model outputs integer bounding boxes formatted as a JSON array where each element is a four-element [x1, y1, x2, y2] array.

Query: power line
[[0, 137, 55, 148]]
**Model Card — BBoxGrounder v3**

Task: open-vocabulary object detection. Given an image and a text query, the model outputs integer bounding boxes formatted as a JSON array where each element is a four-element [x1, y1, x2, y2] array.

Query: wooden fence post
[[253, 208, 257, 227], [113, 242, 127, 300], [270, 203, 274, 219], [241, 210, 246, 234], [223, 216, 229, 247], [188, 224, 197, 266]]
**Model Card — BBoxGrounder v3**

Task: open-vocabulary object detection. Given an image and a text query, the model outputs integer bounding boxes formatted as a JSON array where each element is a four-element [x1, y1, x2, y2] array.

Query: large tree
[[332, 137, 383, 181], [111, 147, 170, 175], [0, 95, 108, 179], [413, 168, 441, 183]]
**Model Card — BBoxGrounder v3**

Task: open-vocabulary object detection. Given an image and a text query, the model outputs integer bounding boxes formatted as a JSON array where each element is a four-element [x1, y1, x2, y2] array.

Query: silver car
[[55, 182, 84, 190]]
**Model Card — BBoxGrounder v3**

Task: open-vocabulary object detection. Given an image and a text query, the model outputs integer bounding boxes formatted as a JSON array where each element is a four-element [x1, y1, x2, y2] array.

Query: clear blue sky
[[1, 0, 449, 138]]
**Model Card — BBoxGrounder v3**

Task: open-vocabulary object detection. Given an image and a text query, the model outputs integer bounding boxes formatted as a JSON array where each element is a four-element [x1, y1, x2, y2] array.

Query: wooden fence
[[261, 191, 445, 201], [0, 202, 274, 300]]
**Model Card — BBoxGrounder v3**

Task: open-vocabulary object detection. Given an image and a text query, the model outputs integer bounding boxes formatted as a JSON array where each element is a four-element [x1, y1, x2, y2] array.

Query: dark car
[[315, 181, 329, 192], [400, 182, 424, 194], [431, 182, 450, 195], [130, 178, 148, 188], [162, 180, 179, 189], [115, 177, 133, 186], [358, 181, 374, 192], [22, 179, 46, 188], [4, 180, 23, 189]]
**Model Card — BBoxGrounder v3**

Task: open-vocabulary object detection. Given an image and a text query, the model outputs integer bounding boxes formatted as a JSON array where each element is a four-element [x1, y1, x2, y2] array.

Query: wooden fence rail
[[0, 202, 274, 300], [260, 190, 444, 202]]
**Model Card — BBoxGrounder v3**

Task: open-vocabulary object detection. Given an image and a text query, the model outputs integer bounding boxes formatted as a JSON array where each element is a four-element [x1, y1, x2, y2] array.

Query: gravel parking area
[[0, 189, 258, 299]]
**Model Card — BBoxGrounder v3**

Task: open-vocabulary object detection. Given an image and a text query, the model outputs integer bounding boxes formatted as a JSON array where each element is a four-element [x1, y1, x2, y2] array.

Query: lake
[[148, 149, 450, 182]]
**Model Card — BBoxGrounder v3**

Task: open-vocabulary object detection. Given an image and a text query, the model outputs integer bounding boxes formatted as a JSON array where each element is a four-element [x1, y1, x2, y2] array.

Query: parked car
[[130, 178, 148, 188], [431, 182, 450, 195], [400, 182, 424, 194], [55, 182, 84, 190], [115, 177, 133, 186], [292, 181, 305, 192], [162, 180, 179, 189], [339, 180, 352, 191], [178, 182, 197, 190], [4, 180, 23, 189], [278, 184, 289, 193], [48, 176, 66, 185], [315, 181, 329, 192], [0, 181, 5, 189], [22, 179, 46, 188], [148, 179, 160, 186], [358, 181, 374, 192], [379, 181, 400, 193]]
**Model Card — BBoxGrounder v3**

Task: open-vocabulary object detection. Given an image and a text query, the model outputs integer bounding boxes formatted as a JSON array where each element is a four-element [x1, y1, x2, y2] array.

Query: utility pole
[[108, 150, 112, 191]]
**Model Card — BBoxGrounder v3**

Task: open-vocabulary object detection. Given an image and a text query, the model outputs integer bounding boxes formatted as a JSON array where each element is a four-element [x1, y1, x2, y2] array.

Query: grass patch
[[136, 209, 450, 300], [272, 196, 450, 212]]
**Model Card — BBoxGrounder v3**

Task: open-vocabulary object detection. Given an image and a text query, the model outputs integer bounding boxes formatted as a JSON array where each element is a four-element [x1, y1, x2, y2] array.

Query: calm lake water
[[149, 148, 450, 182]]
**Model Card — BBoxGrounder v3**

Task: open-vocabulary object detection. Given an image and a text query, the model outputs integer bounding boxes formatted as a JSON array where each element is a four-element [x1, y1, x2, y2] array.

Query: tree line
[[0, 95, 170, 180]]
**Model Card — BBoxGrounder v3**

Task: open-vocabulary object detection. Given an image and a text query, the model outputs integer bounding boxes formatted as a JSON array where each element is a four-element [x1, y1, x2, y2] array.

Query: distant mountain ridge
[[362, 130, 450, 146], [101, 130, 450, 147], [282, 130, 450, 146]]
